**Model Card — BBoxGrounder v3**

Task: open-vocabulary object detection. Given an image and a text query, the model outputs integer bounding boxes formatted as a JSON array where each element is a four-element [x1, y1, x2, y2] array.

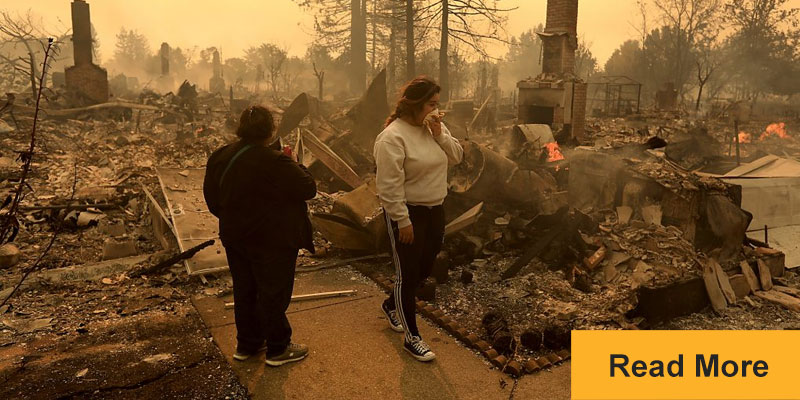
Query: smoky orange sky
[[3, 0, 707, 65]]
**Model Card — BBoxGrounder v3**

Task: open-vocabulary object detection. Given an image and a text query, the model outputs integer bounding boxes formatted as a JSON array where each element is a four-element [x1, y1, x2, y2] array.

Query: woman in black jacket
[[203, 105, 316, 367]]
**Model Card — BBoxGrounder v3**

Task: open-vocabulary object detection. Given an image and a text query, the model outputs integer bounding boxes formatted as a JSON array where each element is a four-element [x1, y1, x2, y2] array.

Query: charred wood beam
[[301, 129, 364, 190], [130, 239, 214, 277], [19, 203, 118, 212], [502, 208, 580, 280]]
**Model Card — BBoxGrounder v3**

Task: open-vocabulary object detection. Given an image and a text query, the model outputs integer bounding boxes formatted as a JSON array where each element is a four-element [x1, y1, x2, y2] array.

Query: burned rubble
[[0, 0, 799, 395]]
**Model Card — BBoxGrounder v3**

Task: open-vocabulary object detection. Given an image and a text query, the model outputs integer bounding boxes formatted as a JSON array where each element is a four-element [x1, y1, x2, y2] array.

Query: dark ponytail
[[385, 76, 441, 128], [236, 105, 275, 142]]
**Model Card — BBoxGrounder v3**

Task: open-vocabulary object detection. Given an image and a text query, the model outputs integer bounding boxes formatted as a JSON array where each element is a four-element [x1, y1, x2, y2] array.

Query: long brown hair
[[385, 76, 441, 128]]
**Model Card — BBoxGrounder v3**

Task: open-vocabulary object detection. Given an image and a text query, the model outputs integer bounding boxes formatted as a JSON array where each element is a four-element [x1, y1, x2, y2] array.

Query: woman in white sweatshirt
[[373, 76, 463, 362]]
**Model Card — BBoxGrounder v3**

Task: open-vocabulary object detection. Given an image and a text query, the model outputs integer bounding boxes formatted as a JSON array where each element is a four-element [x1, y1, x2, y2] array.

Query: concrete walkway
[[192, 267, 570, 400]]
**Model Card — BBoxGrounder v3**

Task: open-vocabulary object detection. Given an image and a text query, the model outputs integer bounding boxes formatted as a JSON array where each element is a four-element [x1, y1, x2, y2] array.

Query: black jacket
[[203, 141, 316, 252]]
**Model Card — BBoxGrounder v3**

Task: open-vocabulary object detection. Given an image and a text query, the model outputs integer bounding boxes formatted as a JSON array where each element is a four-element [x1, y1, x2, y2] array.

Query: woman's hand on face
[[428, 115, 442, 137], [398, 224, 414, 244]]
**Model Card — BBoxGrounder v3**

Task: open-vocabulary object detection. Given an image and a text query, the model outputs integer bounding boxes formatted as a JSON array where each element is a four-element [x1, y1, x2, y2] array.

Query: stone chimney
[[65, 0, 108, 104], [209, 49, 226, 94], [70, 0, 92, 66], [160, 43, 170, 76]]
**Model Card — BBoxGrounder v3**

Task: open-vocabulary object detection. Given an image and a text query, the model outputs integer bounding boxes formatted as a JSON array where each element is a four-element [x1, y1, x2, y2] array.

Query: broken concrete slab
[[729, 274, 750, 300], [101, 239, 137, 260], [739, 260, 760, 293], [757, 259, 774, 290], [710, 259, 736, 304], [754, 290, 800, 312], [98, 219, 125, 237]]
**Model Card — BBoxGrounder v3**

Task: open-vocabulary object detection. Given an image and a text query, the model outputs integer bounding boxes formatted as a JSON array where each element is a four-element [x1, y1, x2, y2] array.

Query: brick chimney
[[65, 0, 108, 104], [516, 0, 586, 141], [70, 0, 93, 66], [540, 0, 578, 76]]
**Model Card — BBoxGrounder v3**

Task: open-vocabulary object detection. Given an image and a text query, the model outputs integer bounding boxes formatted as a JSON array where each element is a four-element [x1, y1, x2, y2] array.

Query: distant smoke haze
[[3, 0, 644, 66]]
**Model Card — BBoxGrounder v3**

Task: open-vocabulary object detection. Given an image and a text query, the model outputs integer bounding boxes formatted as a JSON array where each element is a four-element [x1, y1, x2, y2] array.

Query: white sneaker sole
[[404, 346, 436, 362], [265, 353, 307, 367]]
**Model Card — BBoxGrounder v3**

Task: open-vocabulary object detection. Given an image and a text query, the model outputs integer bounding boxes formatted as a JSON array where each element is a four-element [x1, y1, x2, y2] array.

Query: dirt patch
[[0, 303, 247, 399]]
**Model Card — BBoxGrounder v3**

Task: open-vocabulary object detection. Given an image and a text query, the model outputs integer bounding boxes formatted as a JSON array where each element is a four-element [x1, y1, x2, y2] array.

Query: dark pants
[[225, 243, 298, 356], [383, 205, 445, 341]]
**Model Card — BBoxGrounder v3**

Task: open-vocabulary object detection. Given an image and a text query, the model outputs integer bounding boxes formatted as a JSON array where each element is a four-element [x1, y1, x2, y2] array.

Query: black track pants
[[383, 205, 445, 340]]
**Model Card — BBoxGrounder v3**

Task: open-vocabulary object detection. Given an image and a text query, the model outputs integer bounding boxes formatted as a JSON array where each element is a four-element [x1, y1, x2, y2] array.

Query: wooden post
[[734, 119, 740, 166]]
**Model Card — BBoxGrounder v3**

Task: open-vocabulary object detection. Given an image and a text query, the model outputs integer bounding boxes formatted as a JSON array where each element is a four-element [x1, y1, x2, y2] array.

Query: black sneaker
[[265, 343, 309, 367], [404, 336, 436, 362], [233, 342, 268, 361], [382, 302, 404, 332]]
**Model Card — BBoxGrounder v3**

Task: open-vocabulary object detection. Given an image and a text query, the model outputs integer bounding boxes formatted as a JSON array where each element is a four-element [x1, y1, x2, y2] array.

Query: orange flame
[[545, 142, 565, 162], [738, 131, 751, 143], [759, 122, 788, 141]]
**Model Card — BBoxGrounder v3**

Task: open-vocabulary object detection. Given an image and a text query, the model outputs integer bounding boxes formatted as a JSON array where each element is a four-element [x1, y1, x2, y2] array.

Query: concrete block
[[729, 274, 751, 299], [444, 322, 460, 335], [473, 340, 491, 352], [546, 353, 562, 364], [534, 356, 552, 369], [98, 219, 125, 237], [523, 360, 541, 374], [491, 355, 508, 369], [483, 349, 499, 359], [464, 333, 480, 346], [452, 327, 468, 340], [102, 239, 137, 260], [0, 244, 21, 269], [505, 361, 523, 377]]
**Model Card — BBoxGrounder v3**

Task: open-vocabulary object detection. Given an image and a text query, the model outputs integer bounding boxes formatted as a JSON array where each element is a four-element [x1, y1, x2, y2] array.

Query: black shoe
[[404, 336, 436, 362], [382, 301, 404, 332], [233, 342, 268, 361]]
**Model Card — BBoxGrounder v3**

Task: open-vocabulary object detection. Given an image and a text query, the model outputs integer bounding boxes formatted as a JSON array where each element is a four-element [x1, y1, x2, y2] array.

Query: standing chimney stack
[[65, 0, 108, 104], [70, 0, 93, 66]]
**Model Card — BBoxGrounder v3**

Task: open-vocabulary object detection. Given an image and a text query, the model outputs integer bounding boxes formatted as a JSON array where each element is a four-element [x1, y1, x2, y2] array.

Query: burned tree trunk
[[350, 0, 367, 94], [405, 0, 415, 79], [439, 0, 450, 103]]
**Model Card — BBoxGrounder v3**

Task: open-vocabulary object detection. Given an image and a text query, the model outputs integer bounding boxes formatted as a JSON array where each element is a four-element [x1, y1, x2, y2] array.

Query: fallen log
[[130, 240, 214, 277]]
